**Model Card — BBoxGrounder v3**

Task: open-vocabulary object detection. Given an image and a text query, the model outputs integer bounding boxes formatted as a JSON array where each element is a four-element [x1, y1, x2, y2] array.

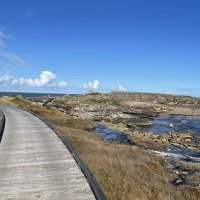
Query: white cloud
[[0, 70, 67, 89], [0, 52, 25, 66], [0, 29, 26, 67], [0, 72, 14, 84], [0, 31, 11, 48], [116, 84, 127, 92], [82, 80, 100, 91], [57, 81, 67, 87]]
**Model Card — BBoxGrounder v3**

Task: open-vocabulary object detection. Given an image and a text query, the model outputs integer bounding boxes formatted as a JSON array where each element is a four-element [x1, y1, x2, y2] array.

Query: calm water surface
[[146, 115, 200, 135]]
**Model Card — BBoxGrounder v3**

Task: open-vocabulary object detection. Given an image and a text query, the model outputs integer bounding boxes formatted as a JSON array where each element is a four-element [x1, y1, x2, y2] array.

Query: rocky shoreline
[[28, 92, 200, 148], [28, 92, 200, 188], [31, 92, 199, 151]]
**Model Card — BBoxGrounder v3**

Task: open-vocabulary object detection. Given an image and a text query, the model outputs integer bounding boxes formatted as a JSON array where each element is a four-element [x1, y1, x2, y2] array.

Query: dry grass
[[57, 125, 200, 200], [53, 94, 121, 106], [57, 126, 173, 200], [0, 96, 200, 200], [0, 96, 95, 131]]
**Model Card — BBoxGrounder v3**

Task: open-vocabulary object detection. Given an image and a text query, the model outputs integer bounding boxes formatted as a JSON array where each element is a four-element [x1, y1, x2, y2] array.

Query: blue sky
[[0, 0, 200, 95]]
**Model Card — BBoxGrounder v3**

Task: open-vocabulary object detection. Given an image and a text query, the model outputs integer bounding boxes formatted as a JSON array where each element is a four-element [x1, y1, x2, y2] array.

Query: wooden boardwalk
[[0, 105, 96, 200]]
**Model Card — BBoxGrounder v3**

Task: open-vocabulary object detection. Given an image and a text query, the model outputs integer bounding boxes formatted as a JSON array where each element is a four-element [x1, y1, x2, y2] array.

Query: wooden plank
[[0, 106, 96, 200]]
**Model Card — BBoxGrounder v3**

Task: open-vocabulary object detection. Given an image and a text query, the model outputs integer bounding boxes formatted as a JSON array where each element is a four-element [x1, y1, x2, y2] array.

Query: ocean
[[0, 92, 65, 98]]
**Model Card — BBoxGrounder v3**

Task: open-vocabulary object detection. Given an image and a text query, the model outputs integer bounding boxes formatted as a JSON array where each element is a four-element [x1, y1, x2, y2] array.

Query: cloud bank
[[116, 84, 127, 92], [0, 70, 67, 89], [82, 80, 100, 92]]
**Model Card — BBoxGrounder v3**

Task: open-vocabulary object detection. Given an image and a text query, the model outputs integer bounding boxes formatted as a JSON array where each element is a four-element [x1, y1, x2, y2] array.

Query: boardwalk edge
[[17, 107, 107, 200], [0, 110, 5, 143]]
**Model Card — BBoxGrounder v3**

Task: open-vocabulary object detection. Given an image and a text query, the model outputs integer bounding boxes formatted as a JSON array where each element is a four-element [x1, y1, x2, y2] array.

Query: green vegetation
[[53, 94, 122, 107]]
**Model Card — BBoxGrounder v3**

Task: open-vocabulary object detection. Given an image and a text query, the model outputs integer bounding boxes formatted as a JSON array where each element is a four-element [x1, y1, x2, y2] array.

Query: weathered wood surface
[[0, 105, 95, 200]]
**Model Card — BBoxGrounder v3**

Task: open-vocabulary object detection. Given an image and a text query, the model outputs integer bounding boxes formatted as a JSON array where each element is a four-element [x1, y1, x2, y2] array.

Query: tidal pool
[[96, 116, 200, 162], [95, 123, 133, 145], [146, 115, 200, 135]]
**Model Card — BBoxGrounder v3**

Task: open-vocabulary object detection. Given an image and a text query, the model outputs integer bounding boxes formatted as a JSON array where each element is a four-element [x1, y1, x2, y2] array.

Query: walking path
[[0, 105, 95, 200]]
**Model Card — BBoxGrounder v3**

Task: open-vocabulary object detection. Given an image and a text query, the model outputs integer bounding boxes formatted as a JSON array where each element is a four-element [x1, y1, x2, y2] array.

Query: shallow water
[[96, 116, 200, 162], [95, 123, 133, 145], [146, 115, 200, 135], [144, 115, 200, 162], [165, 145, 200, 162]]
